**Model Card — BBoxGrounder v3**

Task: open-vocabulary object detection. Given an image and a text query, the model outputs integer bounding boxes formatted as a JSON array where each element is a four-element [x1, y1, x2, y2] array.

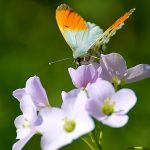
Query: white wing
[[63, 22, 103, 58]]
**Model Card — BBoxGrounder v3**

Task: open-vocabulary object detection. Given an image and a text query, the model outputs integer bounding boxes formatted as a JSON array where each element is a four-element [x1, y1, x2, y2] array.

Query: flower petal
[[61, 89, 81, 114], [16, 128, 30, 140], [38, 108, 72, 150], [126, 64, 150, 83], [72, 108, 95, 139], [37, 107, 65, 135], [68, 63, 101, 88], [61, 89, 80, 103], [13, 89, 25, 101], [102, 114, 129, 128], [14, 115, 24, 129], [87, 79, 115, 101], [20, 95, 37, 121], [25, 76, 49, 108], [111, 89, 137, 114], [14, 115, 31, 140], [100, 53, 127, 82], [38, 105, 94, 150], [86, 100, 106, 119], [40, 132, 72, 150], [12, 130, 36, 150], [71, 91, 89, 116]]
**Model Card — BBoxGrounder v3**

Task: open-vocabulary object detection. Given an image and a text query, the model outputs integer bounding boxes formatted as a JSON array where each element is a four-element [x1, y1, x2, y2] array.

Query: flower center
[[101, 97, 115, 116], [112, 76, 122, 90], [22, 118, 30, 128], [112, 76, 121, 85], [64, 118, 76, 133]]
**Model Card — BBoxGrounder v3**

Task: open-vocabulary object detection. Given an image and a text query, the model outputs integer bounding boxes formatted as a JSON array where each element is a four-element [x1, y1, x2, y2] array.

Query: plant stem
[[81, 137, 95, 150], [81, 132, 103, 150]]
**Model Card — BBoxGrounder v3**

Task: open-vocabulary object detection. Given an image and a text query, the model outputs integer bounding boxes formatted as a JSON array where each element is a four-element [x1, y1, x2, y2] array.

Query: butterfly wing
[[56, 4, 103, 58], [91, 8, 136, 51]]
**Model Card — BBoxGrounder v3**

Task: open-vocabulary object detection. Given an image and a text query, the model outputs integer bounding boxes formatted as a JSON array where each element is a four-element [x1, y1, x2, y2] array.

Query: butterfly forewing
[[56, 4, 103, 58], [91, 8, 136, 51]]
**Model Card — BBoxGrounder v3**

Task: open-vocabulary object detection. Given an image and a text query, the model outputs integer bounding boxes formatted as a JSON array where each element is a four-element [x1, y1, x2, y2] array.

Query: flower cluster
[[13, 53, 150, 150]]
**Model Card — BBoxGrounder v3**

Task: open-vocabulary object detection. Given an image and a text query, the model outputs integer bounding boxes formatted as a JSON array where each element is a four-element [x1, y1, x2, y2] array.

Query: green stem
[[81, 137, 95, 150], [81, 118, 104, 150], [81, 132, 103, 150], [98, 125, 104, 145], [92, 131, 103, 150]]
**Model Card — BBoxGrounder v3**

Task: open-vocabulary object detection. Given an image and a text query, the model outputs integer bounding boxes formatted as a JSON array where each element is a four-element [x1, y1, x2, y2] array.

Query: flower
[[68, 63, 102, 88], [37, 90, 94, 150], [13, 95, 41, 150], [100, 53, 150, 85], [86, 79, 137, 128], [13, 76, 50, 110]]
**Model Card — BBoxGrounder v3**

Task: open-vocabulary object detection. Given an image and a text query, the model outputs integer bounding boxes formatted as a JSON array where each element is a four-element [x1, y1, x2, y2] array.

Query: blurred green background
[[0, 0, 150, 149]]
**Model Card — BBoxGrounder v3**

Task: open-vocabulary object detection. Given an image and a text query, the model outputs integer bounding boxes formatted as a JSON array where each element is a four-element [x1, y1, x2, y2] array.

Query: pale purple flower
[[13, 76, 50, 110], [13, 95, 41, 150], [68, 63, 102, 88], [86, 79, 137, 128], [37, 90, 94, 150], [100, 53, 150, 84]]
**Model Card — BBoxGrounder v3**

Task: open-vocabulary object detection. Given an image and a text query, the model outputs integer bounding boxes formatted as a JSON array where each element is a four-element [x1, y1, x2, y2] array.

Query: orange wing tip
[[56, 4, 72, 11], [109, 8, 136, 31], [56, 4, 88, 31]]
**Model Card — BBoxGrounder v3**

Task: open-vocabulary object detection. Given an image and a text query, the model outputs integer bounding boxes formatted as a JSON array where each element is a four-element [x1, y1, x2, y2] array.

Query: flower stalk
[[81, 123, 104, 150]]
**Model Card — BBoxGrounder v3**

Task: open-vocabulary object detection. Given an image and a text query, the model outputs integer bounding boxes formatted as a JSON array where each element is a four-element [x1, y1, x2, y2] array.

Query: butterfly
[[56, 4, 135, 65]]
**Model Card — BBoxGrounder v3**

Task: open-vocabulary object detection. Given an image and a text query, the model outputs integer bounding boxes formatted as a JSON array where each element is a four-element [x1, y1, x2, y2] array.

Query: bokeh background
[[0, 0, 150, 149]]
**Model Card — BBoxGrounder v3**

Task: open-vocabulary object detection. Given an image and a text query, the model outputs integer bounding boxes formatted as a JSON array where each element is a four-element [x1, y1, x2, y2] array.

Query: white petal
[[14, 115, 30, 140], [38, 105, 94, 150], [71, 91, 89, 117], [111, 89, 137, 114], [126, 64, 150, 83], [62, 90, 95, 138], [68, 67, 86, 88], [61, 90, 87, 116], [62, 91, 95, 138], [87, 79, 115, 101], [14, 115, 24, 129], [61, 89, 81, 115], [63, 91, 95, 139], [20, 95, 37, 121], [100, 53, 127, 81], [68, 63, 101, 88], [37, 107, 65, 135], [13, 89, 25, 101], [25, 76, 49, 108], [86, 100, 105, 119], [16, 128, 30, 140], [12, 130, 35, 150], [102, 114, 129, 128], [40, 133, 72, 150], [73, 110, 95, 139], [38, 108, 72, 150]]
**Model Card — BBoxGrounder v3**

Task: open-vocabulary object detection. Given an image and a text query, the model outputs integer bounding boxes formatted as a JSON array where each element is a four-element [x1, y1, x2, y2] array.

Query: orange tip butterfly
[[56, 4, 135, 65]]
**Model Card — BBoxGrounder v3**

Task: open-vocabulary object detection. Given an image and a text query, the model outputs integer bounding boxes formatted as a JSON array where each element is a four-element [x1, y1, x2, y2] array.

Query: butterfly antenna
[[49, 57, 73, 65]]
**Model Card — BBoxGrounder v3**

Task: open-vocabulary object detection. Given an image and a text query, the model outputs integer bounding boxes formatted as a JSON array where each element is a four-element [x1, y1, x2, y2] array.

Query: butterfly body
[[56, 4, 135, 65]]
